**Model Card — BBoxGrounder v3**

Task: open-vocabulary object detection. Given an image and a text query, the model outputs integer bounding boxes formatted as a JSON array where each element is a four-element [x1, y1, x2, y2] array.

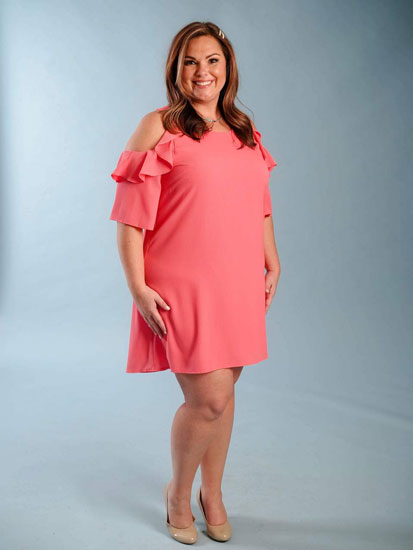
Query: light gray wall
[[1, 1, 412, 549]]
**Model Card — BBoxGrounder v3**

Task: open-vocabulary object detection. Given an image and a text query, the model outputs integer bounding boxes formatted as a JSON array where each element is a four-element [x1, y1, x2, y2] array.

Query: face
[[181, 35, 227, 107]]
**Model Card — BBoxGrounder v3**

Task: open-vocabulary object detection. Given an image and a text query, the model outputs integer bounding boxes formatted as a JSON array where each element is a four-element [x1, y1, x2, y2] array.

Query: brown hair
[[160, 21, 257, 148]]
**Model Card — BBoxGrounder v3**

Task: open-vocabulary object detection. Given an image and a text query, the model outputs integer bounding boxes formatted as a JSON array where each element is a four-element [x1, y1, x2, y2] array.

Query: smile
[[193, 80, 213, 88]]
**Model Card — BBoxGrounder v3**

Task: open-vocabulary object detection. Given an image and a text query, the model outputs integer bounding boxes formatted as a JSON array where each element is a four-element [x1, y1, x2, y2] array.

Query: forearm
[[116, 222, 146, 298], [264, 215, 281, 273]]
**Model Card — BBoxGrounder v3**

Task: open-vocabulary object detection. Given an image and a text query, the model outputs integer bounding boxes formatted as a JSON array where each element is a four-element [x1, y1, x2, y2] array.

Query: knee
[[199, 392, 234, 421]]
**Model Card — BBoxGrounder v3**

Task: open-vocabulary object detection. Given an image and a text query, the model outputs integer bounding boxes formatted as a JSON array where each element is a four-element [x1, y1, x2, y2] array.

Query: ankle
[[169, 481, 192, 502]]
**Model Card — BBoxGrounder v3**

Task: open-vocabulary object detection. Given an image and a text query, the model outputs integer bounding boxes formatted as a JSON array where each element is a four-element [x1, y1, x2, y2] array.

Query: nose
[[194, 62, 211, 77]]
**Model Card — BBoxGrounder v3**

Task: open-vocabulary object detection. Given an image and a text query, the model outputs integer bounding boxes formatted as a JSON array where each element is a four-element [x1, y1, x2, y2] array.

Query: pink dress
[[109, 105, 277, 374]]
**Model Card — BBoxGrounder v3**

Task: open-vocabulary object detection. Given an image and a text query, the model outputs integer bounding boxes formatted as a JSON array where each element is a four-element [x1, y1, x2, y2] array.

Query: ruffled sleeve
[[253, 129, 277, 217], [109, 129, 175, 230]]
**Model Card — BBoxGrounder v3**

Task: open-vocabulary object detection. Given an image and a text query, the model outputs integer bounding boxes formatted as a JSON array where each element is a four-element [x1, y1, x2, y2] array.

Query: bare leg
[[199, 366, 243, 525], [167, 368, 235, 528]]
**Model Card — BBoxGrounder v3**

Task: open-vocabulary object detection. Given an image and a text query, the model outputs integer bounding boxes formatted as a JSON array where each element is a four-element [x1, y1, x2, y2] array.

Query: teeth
[[194, 80, 212, 86]]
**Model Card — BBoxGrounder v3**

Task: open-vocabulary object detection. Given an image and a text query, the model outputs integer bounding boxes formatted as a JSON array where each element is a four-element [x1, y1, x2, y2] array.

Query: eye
[[183, 58, 219, 65]]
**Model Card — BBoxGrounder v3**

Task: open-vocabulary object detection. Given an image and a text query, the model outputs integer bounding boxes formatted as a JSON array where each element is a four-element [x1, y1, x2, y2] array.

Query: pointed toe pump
[[163, 483, 198, 544], [196, 487, 232, 542]]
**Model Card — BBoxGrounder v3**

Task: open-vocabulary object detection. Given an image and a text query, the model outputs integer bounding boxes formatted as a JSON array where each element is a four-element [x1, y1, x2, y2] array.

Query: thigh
[[175, 368, 235, 409]]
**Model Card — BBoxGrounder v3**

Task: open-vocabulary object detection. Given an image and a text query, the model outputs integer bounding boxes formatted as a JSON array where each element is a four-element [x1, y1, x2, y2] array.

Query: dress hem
[[125, 354, 268, 374]]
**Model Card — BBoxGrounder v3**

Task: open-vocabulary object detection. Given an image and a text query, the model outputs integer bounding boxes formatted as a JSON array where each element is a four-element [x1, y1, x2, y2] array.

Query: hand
[[264, 270, 278, 314], [133, 285, 171, 338]]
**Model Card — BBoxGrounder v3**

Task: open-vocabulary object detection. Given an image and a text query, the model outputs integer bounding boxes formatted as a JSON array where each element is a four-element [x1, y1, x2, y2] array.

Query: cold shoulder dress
[[109, 105, 277, 374]]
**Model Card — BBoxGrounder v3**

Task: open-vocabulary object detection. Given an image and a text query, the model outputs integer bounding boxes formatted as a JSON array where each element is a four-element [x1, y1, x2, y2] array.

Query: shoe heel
[[163, 482, 198, 544], [196, 486, 232, 542]]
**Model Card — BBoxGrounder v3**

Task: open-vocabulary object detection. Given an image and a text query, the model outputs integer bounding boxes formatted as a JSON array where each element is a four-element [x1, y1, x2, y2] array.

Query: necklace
[[194, 108, 222, 124], [200, 115, 222, 123]]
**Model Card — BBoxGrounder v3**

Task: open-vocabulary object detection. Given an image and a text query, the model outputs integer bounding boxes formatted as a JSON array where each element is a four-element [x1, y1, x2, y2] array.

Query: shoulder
[[125, 109, 165, 152]]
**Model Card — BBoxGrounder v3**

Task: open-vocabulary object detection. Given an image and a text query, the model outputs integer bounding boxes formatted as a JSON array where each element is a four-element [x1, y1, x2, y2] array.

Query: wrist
[[130, 282, 147, 298], [265, 260, 280, 273]]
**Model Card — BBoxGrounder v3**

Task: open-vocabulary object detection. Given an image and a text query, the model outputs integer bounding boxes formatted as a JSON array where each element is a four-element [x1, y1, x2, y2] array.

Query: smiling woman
[[184, 52, 223, 91], [109, 20, 280, 544], [180, 37, 230, 132]]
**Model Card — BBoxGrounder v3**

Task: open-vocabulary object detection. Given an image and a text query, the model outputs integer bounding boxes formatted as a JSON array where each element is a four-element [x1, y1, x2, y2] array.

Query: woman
[[109, 21, 281, 544]]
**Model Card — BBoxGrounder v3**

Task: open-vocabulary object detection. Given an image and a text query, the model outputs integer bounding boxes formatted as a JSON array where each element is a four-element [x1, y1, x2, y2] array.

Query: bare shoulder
[[125, 109, 165, 152]]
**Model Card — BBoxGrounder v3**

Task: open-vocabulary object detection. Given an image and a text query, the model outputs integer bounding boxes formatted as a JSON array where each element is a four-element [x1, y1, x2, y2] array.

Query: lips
[[193, 80, 213, 87]]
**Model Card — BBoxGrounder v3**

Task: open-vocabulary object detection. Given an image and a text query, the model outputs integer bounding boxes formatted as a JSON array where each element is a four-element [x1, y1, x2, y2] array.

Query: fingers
[[151, 310, 168, 338], [157, 297, 171, 311], [265, 282, 275, 314], [146, 317, 161, 337], [137, 289, 171, 338], [145, 299, 170, 338], [151, 295, 170, 337], [145, 314, 165, 338]]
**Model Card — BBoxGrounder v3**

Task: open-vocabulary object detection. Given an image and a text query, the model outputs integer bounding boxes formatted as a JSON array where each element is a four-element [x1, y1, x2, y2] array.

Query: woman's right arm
[[114, 111, 171, 338], [115, 222, 146, 298]]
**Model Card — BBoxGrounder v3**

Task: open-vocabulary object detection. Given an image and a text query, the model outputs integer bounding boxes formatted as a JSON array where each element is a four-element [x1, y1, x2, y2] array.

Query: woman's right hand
[[133, 285, 171, 338]]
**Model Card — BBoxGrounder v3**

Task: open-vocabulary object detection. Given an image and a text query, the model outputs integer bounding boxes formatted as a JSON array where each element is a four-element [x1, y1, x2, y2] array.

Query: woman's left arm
[[264, 215, 281, 313]]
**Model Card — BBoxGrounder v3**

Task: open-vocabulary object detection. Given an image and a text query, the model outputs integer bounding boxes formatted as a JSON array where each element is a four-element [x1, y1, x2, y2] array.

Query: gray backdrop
[[1, 1, 412, 549]]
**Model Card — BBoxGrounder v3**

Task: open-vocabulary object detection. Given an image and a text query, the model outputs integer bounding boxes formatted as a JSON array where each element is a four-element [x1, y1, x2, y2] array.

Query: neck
[[190, 100, 220, 121]]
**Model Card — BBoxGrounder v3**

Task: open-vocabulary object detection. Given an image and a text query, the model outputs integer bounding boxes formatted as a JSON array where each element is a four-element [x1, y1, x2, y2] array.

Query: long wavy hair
[[160, 21, 257, 149]]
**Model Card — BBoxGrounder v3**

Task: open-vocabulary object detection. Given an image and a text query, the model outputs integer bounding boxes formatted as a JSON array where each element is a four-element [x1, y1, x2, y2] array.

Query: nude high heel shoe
[[196, 487, 232, 542], [163, 482, 198, 544]]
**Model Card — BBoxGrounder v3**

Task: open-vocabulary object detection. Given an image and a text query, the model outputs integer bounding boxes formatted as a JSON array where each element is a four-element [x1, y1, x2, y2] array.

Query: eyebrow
[[184, 53, 221, 59]]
